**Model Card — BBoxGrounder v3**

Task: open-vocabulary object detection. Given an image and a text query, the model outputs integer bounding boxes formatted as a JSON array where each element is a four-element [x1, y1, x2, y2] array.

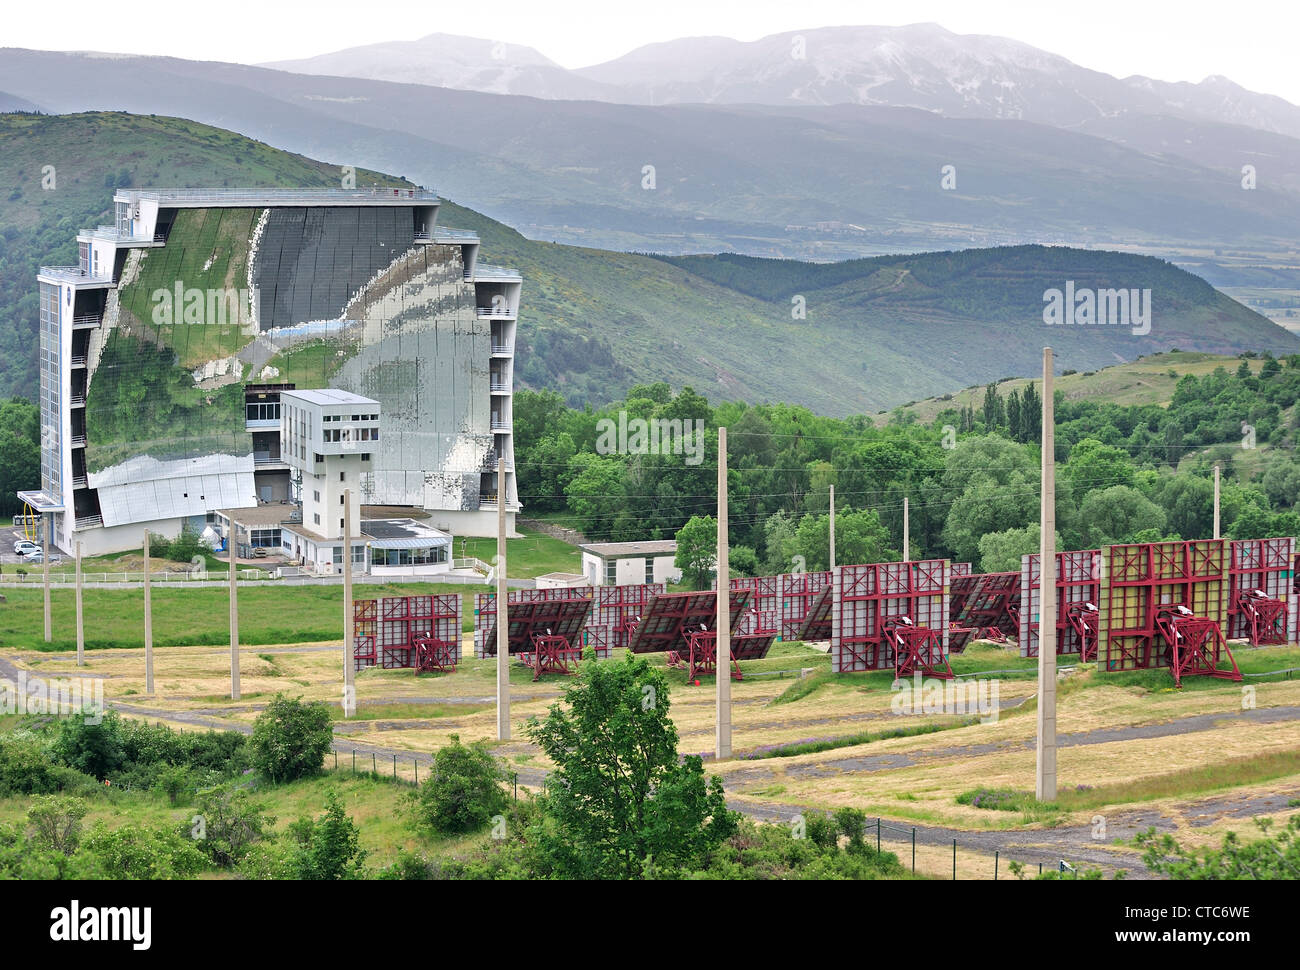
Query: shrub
[[49, 708, 126, 780], [0, 732, 67, 795], [249, 694, 332, 783], [81, 822, 208, 879], [409, 734, 507, 836], [26, 795, 89, 855], [187, 786, 276, 868], [285, 791, 366, 880]]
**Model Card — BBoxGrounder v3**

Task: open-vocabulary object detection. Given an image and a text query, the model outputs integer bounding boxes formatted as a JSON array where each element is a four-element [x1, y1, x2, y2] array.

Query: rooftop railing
[[117, 187, 437, 206]]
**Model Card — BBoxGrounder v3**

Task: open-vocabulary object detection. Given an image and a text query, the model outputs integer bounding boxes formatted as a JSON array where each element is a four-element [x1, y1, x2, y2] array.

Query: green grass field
[[456, 528, 583, 578], [0, 582, 487, 652]]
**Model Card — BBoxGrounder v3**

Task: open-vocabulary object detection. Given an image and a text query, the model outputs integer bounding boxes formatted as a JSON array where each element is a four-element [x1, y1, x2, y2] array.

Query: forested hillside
[[514, 354, 1300, 575]]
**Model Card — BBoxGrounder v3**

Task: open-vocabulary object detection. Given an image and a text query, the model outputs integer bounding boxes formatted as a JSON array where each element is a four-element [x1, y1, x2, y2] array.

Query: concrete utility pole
[[75, 539, 84, 666], [143, 530, 154, 694], [903, 496, 910, 561], [1036, 347, 1058, 802], [1213, 463, 1221, 540], [716, 427, 732, 759], [343, 488, 355, 718], [828, 484, 836, 570], [496, 459, 510, 741], [229, 536, 240, 700], [42, 513, 51, 643]]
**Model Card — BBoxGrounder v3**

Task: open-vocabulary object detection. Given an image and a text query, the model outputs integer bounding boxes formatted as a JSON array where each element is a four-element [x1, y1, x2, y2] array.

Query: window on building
[[250, 528, 281, 548], [339, 472, 345, 482], [605, 559, 617, 585], [376, 546, 448, 567], [313, 513, 320, 526], [645, 558, 654, 584]]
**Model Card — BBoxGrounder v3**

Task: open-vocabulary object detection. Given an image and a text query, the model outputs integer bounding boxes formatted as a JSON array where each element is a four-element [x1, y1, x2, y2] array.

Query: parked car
[[21, 548, 48, 563], [13, 540, 40, 557]]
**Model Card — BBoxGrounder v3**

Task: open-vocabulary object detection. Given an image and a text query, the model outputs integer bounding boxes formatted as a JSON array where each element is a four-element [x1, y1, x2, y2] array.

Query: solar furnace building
[[21, 187, 520, 555]]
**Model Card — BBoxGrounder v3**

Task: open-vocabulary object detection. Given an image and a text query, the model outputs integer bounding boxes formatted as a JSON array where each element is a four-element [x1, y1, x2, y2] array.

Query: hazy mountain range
[[1, 112, 1295, 415], [3, 43, 1300, 263], [264, 24, 1300, 139]]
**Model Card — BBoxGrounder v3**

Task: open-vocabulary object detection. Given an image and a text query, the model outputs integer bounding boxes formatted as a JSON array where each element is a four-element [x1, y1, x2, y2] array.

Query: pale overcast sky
[[7, 0, 1299, 104]]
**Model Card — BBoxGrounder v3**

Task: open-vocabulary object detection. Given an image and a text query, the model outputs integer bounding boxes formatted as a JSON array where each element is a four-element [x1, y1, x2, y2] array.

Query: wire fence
[[869, 816, 1090, 879]]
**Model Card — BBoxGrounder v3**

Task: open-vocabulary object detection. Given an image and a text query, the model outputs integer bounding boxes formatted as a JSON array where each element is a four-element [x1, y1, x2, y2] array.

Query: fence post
[[333, 751, 337, 770], [953, 839, 957, 880], [352, 750, 355, 773], [912, 828, 916, 873], [876, 817, 881, 854], [372, 752, 376, 774], [995, 850, 999, 880], [513, 772, 518, 802], [1039, 862, 1043, 876], [414, 759, 418, 784], [393, 754, 396, 779]]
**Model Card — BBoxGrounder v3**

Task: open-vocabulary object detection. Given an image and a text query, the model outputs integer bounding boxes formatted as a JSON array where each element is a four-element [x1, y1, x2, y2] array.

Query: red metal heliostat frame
[[831, 560, 951, 678], [726, 575, 779, 640], [1019, 550, 1101, 659], [354, 594, 462, 672], [590, 583, 665, 651], [474, 587, 595, 658], [947, 571, 1020, 653], [950, 562, 973, 578], [780, 570, 832, 640], [626, 590, 762, 680], [1099, 540, 1240, 688], [353, 599, 377, 671], [1227, 538, 1296, 646], [478, 594, 594, 681], [795, 584, 834, 641]]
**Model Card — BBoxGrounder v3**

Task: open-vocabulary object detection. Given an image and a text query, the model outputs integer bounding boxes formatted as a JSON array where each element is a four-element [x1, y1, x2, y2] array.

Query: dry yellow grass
[[7, 637, 1298, 857]]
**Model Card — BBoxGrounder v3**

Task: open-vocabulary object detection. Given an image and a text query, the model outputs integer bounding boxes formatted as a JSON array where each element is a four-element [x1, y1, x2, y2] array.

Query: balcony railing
[[69, 394, 86, 408], [490, 343, 510, 355], [476, 305, 516, 318], [71, 314, 102, 328], [490, 420, 510, 431], [490, 381, 511, 392], [74, 514, 102, 530], [71, 476, 88, 490], [70, 355, 87, 368], [434, 227, 478, 242], [82, 226, 165, 244], [39, 266, 112, 284], [69, 435, 86, 448], [253, 454, 286, 467]]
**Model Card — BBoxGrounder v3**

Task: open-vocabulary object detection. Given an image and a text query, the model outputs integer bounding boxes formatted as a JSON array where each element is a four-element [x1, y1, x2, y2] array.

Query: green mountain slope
[[2, 111, 1296, 416]]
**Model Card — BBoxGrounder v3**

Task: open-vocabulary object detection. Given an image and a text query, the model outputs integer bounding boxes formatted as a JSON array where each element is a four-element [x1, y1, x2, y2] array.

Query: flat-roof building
[[580, 540, 681, 587]]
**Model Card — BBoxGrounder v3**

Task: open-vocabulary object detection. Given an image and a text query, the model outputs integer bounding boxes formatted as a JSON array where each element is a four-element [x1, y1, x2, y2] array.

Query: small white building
[[580, 540, 681, 587], [364, 518, 453, 577], [535, 571, 590, 590]]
